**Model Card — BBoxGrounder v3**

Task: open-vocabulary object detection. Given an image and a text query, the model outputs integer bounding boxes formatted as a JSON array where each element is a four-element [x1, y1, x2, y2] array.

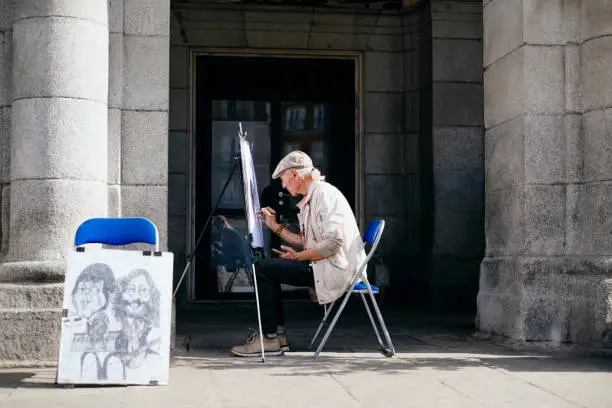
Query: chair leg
[[308, 301, 335, 351], [365, 285, 396, 356], [360, 292, 384, 349], [313, 290, 352, 359]]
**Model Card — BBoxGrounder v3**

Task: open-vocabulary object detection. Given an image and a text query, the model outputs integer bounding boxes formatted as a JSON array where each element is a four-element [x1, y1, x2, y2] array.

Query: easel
[[173, 123, 267, 362]]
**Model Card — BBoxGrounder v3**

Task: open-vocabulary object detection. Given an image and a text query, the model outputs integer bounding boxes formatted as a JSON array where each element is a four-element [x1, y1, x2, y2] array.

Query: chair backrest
[[75, 217, 159, 251], [362, 219, 385, 265]]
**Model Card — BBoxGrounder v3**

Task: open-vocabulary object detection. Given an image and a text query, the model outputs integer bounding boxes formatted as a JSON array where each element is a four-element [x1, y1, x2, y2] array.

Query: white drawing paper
[[238, 123, 265, 249], [56, 248, 174, 386]]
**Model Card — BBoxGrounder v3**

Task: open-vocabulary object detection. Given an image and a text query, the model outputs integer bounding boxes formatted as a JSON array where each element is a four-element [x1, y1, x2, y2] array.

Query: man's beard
[[121, 299, 151, 321]]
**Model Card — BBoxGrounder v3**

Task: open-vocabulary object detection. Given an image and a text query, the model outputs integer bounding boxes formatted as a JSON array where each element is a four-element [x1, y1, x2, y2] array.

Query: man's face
[[121, 274, 151, 319], [73, 279, 107, 319], [280, 169, 299, 196]]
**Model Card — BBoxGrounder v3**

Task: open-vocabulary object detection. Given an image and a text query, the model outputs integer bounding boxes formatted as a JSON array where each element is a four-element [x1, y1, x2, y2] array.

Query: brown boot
[[231, 330, 283, 357]]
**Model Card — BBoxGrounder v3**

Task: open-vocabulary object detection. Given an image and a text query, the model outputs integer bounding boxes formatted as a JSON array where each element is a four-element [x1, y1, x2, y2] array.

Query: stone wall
[[0, 0, 170, 365], [478, 0, 612, 346], [167, 5, 413, 302], [109, 0, 170, 250]]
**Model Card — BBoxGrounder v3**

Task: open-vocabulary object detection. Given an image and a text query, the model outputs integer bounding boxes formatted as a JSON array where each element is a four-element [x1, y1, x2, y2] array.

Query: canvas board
[[56, 248, 174, 385], [238, 124, 265, 249]]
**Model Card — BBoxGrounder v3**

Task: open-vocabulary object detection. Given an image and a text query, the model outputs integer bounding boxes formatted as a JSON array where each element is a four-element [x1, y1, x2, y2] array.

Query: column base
[[0, 282, 64, 365], [477, 256, 612, 346], [0, 260, 65, 282]]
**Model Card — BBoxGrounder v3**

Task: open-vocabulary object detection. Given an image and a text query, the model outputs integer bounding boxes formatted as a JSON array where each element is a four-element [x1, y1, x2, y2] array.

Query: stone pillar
[[0, 0, 108, 363], [478, 0, 612, 346], [428, 0, 484, 311]]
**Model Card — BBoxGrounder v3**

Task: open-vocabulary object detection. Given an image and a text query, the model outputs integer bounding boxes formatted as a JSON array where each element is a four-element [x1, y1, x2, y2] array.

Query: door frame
[[186, 48, 364, 303]]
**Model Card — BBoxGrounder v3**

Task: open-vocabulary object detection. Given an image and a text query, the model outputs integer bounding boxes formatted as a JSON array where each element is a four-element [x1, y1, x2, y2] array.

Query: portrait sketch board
[[238, 124, 265, 249], [56, 248, 174, 386]]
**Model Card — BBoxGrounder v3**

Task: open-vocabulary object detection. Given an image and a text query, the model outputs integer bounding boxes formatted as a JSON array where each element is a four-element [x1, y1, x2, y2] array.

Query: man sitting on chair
[[230, 151, 367, 357]]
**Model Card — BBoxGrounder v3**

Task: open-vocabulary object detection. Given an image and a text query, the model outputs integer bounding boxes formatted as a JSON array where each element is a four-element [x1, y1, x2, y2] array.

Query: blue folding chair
[[309, 219, 396, 359], [75, 217, 159, 251]]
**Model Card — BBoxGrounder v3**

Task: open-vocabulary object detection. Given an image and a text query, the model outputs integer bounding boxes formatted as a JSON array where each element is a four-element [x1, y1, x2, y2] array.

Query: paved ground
[[1, 303, 611, 407]]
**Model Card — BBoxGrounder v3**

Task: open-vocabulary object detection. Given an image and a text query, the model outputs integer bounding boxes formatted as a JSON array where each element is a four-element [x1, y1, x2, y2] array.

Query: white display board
[[238, 124, 265, 249], [56, 248, 174, 386]]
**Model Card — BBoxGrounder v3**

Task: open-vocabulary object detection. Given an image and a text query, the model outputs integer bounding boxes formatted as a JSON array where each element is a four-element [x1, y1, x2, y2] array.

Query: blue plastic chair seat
[[353, 282, 379, 293]]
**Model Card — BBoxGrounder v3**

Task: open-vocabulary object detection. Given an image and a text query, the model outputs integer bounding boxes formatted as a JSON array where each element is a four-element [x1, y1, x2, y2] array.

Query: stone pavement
[[1, 303, 611, 407], [1, 315, 611, 408]]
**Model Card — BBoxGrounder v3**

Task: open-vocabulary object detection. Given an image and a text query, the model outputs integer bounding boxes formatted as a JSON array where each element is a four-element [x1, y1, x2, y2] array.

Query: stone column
[[478, 0, 612, 346], [428, 0, 484, 311], [0, 0, 108, 363]]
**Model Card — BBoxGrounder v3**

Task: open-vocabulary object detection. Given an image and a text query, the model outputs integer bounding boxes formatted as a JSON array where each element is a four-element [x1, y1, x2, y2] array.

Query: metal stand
[[172, 138, 267, 362]]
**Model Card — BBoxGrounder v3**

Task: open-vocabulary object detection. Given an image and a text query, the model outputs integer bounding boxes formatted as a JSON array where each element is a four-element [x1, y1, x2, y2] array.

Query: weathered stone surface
[[524, 114, 565, 184], [581, 36, 612, 112], [564, 44, 581, 113], [523, 0, 564, 45], [581, 0, 612, 41], [478, 256, 612, 344], [108, 32, 123, 109], [524, 46, 564, 115], [0, 308, 61, 362], [109, 0, 123, 34], [123, 35, 169, 111], [0, 30, 11, 107], [564, 114, 583, 183], [365, 133, 404, 174], [484, 49, 524, 128], [121, 185, 168, 251], [364, 52, 403, 92], [484, 187, 524, 256], [524, 184, 565, 255], [0, 260, 65, 282], [121, 110, 168, 185], [363, 215, 405, 256], [14, 0, 107, 23], [124, 0, 169, 37], [0, 106, 10, 183], [484, 117, 524, 191], [0, 0, 16, 31], [583, 108, 612, 182], [0, 282, 63, 308], [108, 107, 121, 185], [432, 39, 482, 83], [11, 98, 107, 182], [4, 180, 107, 264], [364, 92, 403, 134], [12, 17, 108, 102], [108, 185, 121, 218], [483, 0, 522, 67], [1, 184, 9, 254]]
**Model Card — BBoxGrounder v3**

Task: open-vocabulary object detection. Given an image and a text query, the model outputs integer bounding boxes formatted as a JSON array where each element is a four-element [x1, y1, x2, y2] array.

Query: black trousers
[[255, 258, 315, 334]]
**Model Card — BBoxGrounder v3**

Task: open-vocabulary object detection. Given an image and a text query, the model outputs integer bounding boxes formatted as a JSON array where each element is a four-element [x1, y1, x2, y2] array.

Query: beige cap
[[272, 151, 313, 179]]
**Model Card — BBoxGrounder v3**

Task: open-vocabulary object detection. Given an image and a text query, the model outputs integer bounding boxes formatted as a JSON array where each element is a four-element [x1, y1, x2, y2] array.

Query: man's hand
[[272, 245, 302, 260], [257, 207, 278, 230]]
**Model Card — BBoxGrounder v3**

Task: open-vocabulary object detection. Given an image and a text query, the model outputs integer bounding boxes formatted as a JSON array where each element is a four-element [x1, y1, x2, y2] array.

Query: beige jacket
[[296, 181, 367, 305]]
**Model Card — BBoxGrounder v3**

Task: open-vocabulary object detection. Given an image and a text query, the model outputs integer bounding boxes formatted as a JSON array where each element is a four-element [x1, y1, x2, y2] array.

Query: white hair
[[296, 166, 326, 181]]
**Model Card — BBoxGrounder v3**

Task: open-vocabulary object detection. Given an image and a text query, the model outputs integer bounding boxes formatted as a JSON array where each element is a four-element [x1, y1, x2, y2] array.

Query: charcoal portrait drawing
[[66, 264, 162, 382]]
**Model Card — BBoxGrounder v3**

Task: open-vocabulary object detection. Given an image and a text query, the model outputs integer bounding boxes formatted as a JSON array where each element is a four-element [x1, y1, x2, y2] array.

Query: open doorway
[[190, 54, 357, 302]]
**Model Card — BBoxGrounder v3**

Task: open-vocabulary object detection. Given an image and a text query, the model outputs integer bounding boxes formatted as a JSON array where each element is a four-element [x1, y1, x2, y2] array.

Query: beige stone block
[[484, 49, 524, 129], [364, 92, 403, 134], [124, 0, 170, 37], [483, 0, 523, 67], [581, 36, 612, 112]]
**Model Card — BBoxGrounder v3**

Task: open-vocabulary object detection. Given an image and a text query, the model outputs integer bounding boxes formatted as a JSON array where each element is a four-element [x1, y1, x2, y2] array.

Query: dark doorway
[[193, 55, 356, 301]]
